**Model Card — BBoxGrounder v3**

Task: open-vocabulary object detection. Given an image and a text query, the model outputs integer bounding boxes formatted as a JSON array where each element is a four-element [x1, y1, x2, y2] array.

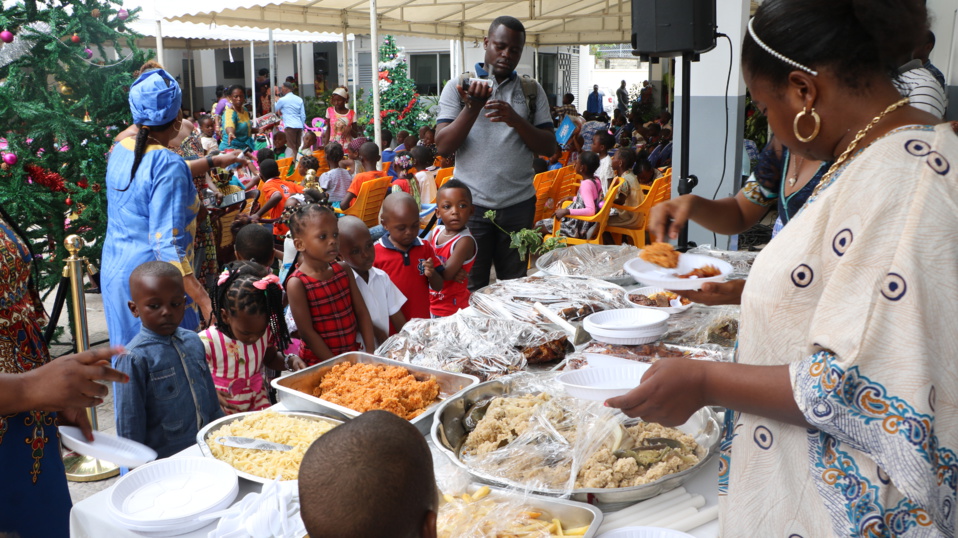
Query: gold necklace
[[786, 155, 805, 187], [810, 97, 910, 199]]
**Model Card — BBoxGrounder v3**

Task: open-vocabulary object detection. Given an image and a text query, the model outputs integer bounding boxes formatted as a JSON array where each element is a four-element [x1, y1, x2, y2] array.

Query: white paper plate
[[109, 457, 239, 527], [558, 366, 650, 400], [598, 527, 695, 538], [59, 426, 158, 468], [585, 308, 670, 330], [624, 254, 734, 291], [627, 287, 695, 314]]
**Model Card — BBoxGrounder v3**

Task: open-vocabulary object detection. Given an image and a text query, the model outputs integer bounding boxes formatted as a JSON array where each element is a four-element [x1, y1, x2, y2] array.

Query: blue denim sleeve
[[113, 351, 148, 444]]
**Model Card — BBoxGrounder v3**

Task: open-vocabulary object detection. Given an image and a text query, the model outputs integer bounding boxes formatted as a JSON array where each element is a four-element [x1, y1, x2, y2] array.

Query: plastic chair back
[[544, 177, 624, 246], [552, 165, 581, 203], [532, 169, 561, 223], [434, 167, 454, 189], [605, 171, 673, 246], [338, 175, 391, 227]]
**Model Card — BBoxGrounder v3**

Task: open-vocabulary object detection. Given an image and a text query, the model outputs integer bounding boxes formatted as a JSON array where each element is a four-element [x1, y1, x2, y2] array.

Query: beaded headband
[[747, 18, 819, 77]]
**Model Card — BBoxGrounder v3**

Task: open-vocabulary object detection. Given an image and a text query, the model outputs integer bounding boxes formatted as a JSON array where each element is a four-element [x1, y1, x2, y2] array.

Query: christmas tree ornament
[[2, 153, 17, 165], [77, 178, 89, 189], [71, 33, 80, 44], [118, 9, 129, 20], [0, 30, 13, 43], [92, 183, 101, 193], [65, 197, 73, 206], [84, 48, 93, 59], [91, 8, 101, 17], [83, 110, 91, 122]]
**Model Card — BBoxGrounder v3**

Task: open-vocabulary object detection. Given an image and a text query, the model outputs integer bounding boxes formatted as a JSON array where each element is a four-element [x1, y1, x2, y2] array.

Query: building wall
[[927, 0, 957, 120]]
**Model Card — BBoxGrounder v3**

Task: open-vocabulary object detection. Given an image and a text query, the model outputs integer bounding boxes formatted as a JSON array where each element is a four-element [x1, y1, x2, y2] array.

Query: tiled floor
[[44, 290, 122, 503]]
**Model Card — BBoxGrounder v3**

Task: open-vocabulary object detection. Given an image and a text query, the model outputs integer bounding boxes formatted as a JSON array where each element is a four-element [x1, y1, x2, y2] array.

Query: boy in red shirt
[[253, 158, 303, 240], [373, 193, 444, 320], [341, 142, 386, 210]]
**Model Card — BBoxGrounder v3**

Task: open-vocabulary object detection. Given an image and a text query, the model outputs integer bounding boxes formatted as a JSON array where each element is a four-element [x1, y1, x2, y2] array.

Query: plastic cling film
[[376, 313, 570, 381], [469, 276, 632, 324], [661, 305, 740, 349], [536, 244, 641, 283], [686, 245, 758, 278]]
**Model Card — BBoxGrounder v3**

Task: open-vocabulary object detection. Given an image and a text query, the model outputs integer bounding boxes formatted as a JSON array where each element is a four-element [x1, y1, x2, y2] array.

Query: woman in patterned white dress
[[608, 1, 958, 536]]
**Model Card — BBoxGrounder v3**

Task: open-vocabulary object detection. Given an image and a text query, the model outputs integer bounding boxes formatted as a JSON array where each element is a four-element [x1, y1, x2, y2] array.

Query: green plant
[[484, 210, 566, 261]]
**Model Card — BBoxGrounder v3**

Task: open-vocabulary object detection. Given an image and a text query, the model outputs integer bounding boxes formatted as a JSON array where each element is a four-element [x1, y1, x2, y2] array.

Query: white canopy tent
[[162, 0, 633, 153]]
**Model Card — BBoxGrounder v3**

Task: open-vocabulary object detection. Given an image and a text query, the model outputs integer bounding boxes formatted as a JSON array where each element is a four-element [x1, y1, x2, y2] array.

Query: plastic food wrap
[[536, 244, 641, 285], [570, 343, 731, 366], [437, 485, 594, 538], [376, 314, 570, 381], [470, 276, 632, 323], [661, 305, 740, 348], [457, 373, 701, 496], [686, 245, 759, 278]]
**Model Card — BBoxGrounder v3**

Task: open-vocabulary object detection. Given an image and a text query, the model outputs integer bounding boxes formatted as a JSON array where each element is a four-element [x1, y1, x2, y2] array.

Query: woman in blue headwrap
[[102, 69, 213, 350]]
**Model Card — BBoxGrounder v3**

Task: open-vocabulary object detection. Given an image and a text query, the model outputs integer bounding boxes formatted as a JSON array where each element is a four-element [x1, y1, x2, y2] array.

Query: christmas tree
[[0, 1, 146, 293], [361, 35, 433, 137]]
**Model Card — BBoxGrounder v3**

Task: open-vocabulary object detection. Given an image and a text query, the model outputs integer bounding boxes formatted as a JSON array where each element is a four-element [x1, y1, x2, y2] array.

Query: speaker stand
[[677, 51, 699, 252]]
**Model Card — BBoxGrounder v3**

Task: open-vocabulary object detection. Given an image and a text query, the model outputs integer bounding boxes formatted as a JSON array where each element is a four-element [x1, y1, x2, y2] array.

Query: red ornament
[[77, 179, 89, 189], [24, 164, 67, 192], [65, 197, 73, 206], [71, 33, 80, 44]]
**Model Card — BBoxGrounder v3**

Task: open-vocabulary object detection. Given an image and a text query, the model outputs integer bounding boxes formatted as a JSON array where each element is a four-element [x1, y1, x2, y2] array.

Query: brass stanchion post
[[62, 235, 120, 482]]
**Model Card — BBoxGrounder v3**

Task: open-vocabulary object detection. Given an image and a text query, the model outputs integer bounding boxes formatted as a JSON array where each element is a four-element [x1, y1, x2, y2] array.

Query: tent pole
[[352, 39, 359, 115], [342, 18, 349, 88], [155, 19, 164, 65], [186, 41, 194, 113], [250, 41, 257, 120], [370, 0, 381, 165], [269, 28, 277, 111]]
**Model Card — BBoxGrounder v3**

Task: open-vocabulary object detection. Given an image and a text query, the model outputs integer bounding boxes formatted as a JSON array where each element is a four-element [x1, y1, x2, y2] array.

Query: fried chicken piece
[[640, 242, 680, 268], [677, 264, 722, 279]]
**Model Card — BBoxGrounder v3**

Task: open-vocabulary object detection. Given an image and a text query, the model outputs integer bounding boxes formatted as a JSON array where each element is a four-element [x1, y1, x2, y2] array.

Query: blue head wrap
[[128, 69, 182, 127]]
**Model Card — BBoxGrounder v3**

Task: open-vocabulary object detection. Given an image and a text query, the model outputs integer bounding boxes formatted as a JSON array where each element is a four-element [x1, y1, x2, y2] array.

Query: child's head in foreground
[[298, 155, 320, 177], [127, 261, 186, 336], [198, 115, 214, 138], [410, 145, 432, 170], [380, 192, 420, 250], [359, 142, 381, 167], [324, 141, 344, 166], [234, 221, 276, 267], [436, 179, 473, 234], [259, 159, 280, 181], [337, 215, 375, 275], [299, 410, 437, 538]]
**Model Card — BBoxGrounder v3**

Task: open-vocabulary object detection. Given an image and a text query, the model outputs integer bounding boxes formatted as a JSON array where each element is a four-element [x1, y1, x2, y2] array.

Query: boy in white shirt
[[411, 146, 438, 204], [336, 216, 406, 347]]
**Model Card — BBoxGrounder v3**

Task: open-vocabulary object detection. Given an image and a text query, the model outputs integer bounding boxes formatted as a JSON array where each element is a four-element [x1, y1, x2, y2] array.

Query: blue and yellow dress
[[0, 214, 72, 537], [219, 107, 256, 153], [102, 138, 200, 349]]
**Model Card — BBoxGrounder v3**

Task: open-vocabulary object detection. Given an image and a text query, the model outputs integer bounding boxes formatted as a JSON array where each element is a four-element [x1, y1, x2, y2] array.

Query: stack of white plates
[[108, 457, 239, 536], [583, 308, 669, 345], [557, 365, 651, 401]]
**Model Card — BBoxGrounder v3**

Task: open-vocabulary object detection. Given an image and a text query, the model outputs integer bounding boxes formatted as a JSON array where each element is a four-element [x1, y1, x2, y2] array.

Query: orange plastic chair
[[551, 165, 581, 205], [275, 156, 294, 176], [434, 167, 454, 189], [559, 151, 571, 166], [605, 171, 673, 247], [433, 156, 443, 168], [383, 161, 392, 175], [532, 169, 561, 224], [544, 177, 623, 247], [334, 175, 391, 228]]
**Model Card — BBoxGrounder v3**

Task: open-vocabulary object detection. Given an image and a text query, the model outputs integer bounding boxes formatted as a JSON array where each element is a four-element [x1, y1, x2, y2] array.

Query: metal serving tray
[[272, 352, 480, 435], [443, 483, 603, 537], [431, 379, 722, 507], [196, 410, 343, 484]]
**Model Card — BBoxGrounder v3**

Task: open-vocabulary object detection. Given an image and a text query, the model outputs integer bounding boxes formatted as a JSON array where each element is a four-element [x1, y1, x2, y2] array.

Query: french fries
[[438, 487, 590, 537]]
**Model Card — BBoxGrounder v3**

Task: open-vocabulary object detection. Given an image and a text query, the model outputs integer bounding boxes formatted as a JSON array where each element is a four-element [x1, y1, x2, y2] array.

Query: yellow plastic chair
[[532, 169, 561, 224], [605, 171, 673, 247], [434, 167, 454, 189], [544, 177, 623, 246], [275, 156, 294, 176], [334, 175, 391, 228]]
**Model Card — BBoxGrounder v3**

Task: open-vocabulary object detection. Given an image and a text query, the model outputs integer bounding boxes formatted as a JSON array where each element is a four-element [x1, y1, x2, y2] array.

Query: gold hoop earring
[[793, 106, 821, 143]]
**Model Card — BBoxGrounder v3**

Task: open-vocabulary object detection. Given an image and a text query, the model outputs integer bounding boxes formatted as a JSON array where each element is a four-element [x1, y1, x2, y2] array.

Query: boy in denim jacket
[[114, 262, 222, 458]]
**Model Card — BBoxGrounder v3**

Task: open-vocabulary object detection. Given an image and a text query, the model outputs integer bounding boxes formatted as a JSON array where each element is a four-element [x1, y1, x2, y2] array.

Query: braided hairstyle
[[287, 198, 335, 240], [209, 261, 291, 352], [117, 117, 177, 192]]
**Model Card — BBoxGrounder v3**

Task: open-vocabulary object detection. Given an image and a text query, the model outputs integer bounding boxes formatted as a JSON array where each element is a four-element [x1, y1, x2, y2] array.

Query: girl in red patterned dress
[[201, 261, 304, 414], [285, 204, 376, 366], [427, 179, 477, 317]]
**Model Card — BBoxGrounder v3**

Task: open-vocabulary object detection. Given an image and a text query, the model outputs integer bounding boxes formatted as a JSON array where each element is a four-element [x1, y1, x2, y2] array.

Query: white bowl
[[585, 308, 670, 330], [557, 366, 650, 400], [598, 527, 695, 538], [627, 287, 695, 314], [59, 426, 157, 468], [582, 353, 651, 370], [624, 254, 734, 291], [587, 333, 664, 346], [108, 457, 238, 527]]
